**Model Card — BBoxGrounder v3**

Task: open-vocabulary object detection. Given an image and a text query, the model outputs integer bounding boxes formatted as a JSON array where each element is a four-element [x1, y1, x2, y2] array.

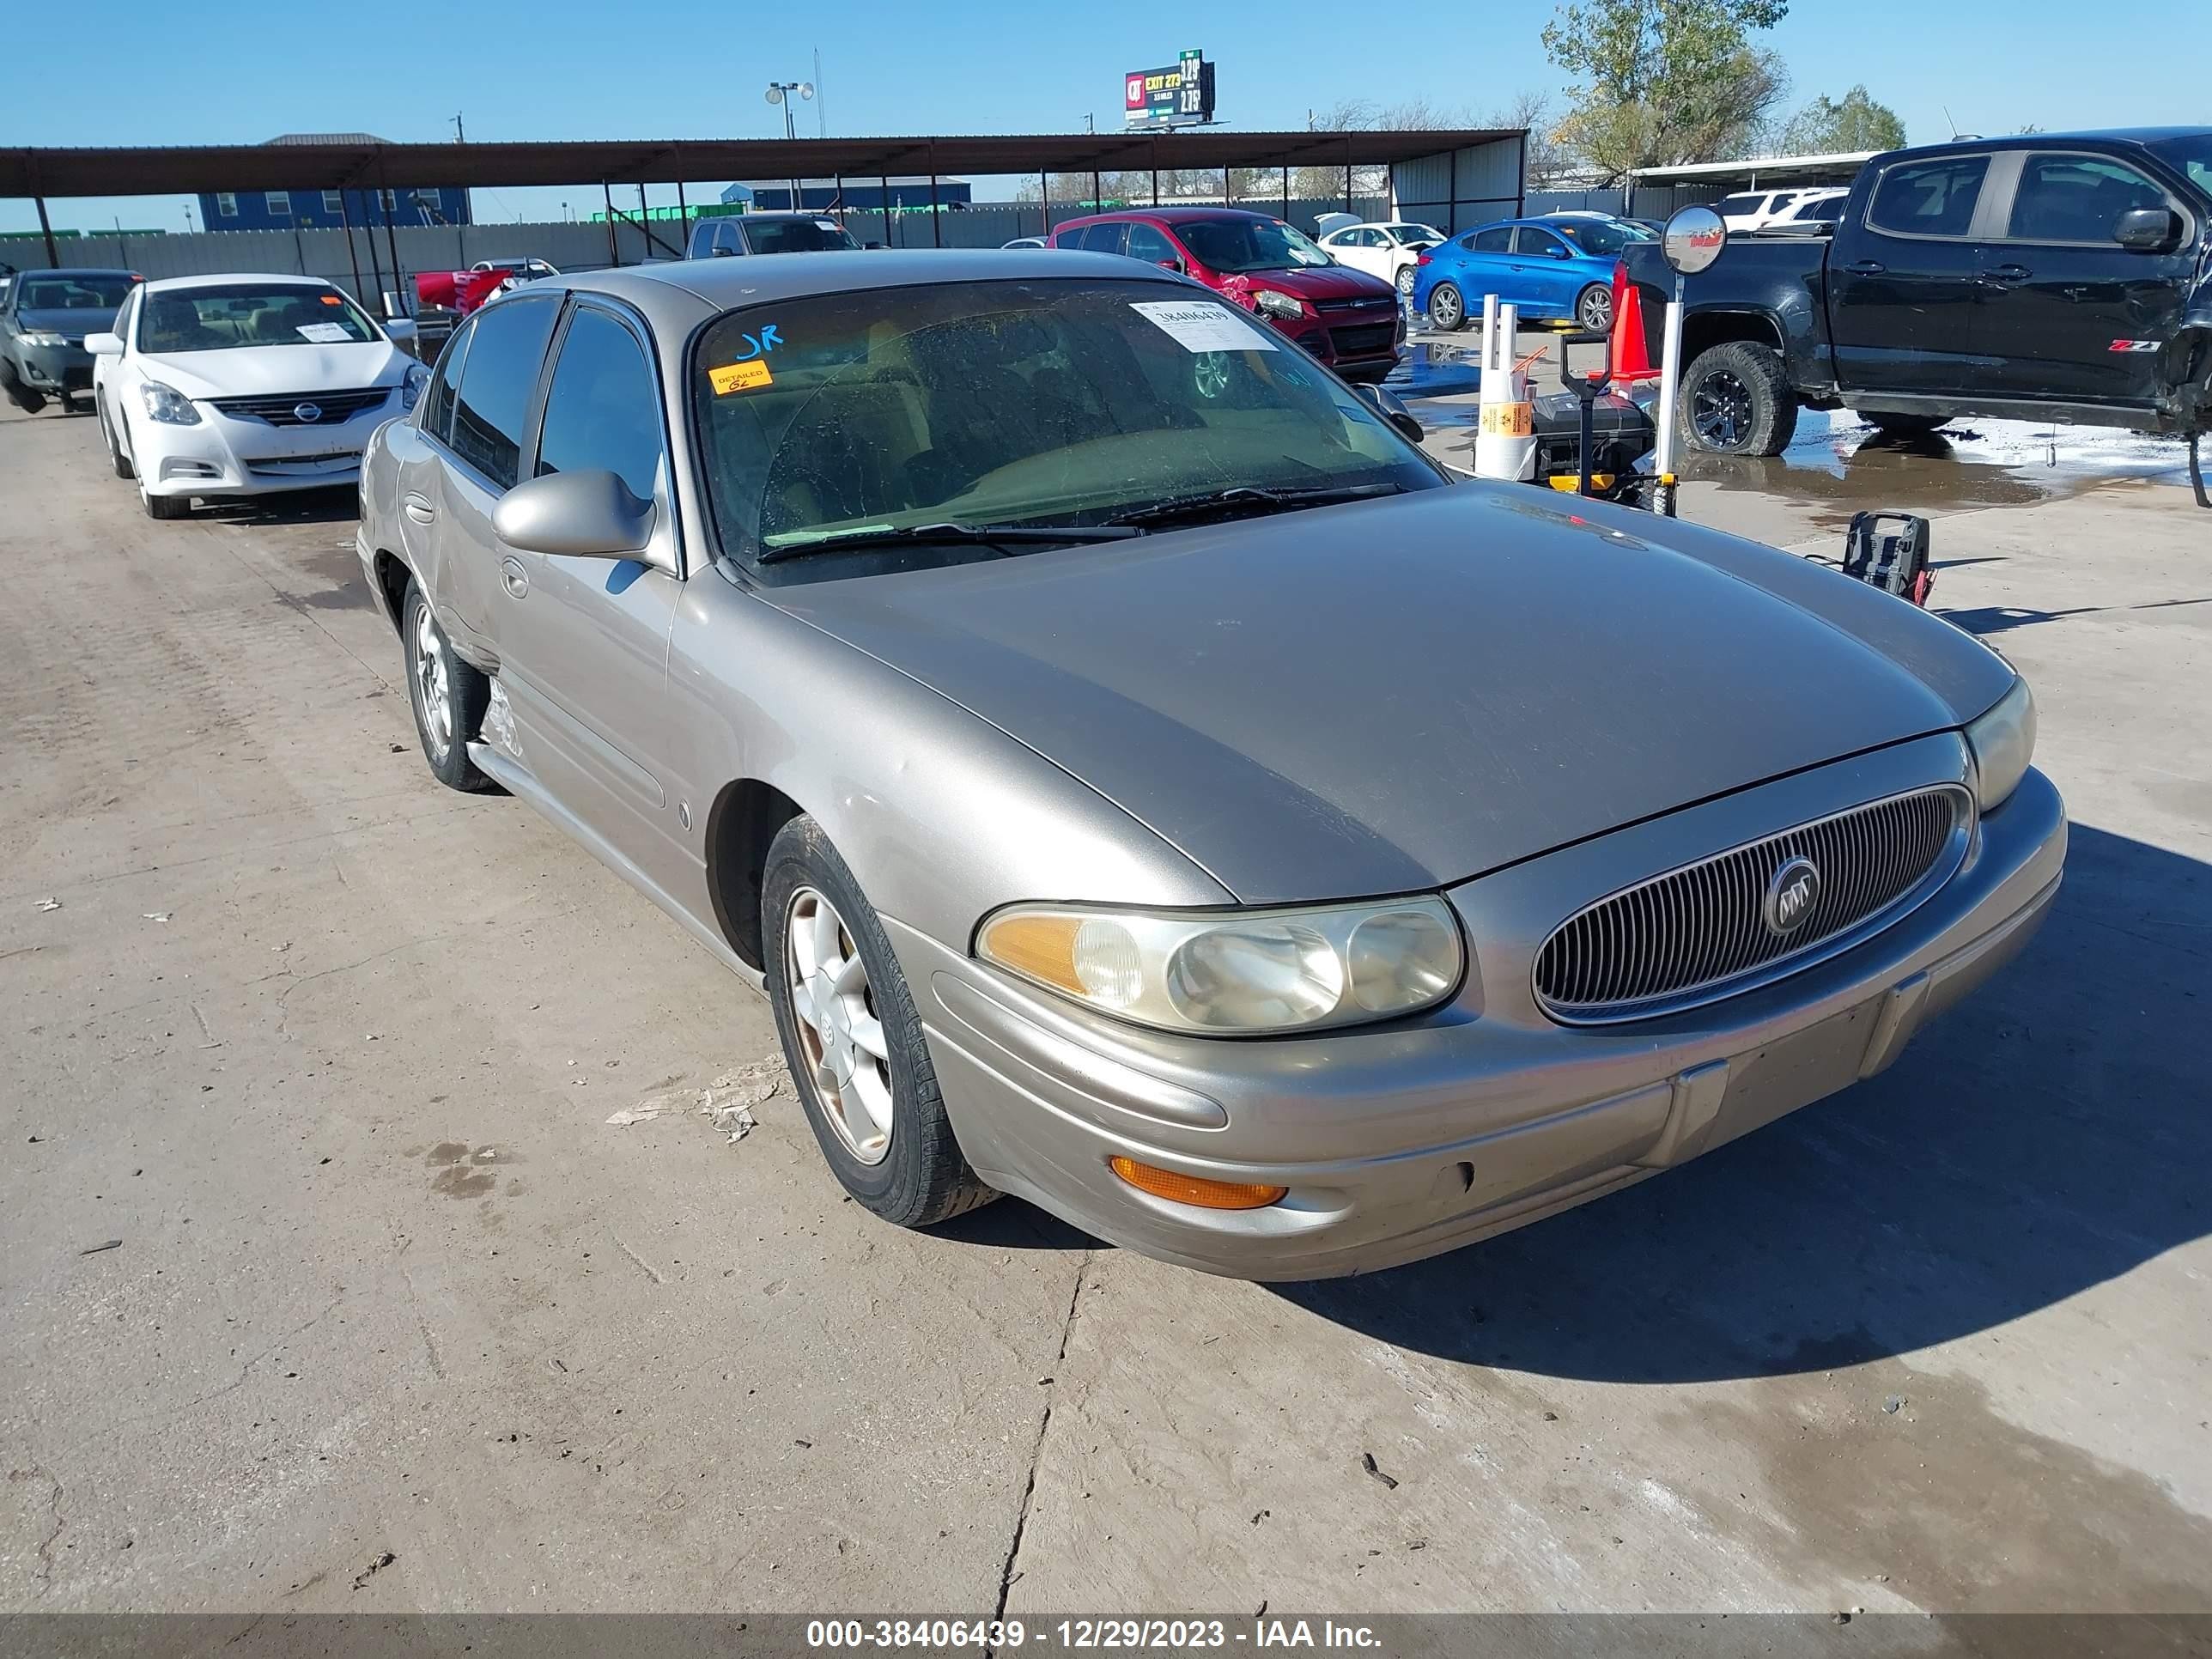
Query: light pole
[[765, 81, 814, 210]]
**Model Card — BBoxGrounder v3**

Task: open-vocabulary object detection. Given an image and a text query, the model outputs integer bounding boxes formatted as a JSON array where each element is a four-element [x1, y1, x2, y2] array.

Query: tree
[[1778, 85, 1906, 154], [1486, 90, 1577, 189], [1541, 0, 1792, 182]]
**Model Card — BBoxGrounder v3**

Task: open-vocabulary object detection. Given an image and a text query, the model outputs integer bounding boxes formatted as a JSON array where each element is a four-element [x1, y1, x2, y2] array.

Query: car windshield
[[1387, 224, 1446, 245], [18, 274, 135, 313], [1552, 218, 1656, 256], [691, 277, 1441, 562], [137, 284, 380, 352], [740, 217, 861, 254], [1176, 217, 1333, 273], [2147, 134, 2212, 197]]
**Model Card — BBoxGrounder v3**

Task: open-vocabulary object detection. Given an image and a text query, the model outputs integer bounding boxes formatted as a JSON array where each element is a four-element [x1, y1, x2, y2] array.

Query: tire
[[400, 583, 495, 792], [1861, 410, 1952, 438], [143, 489, 191, 520], [100, 399, 135, 479], [1575, 283, 1613, 334], [3, 361, 47, 414], [1395, 265, 1417, 297], [762, 814, 995, 1231], [1678, 340, 1798, 457], [1426, 281, 1466, 331]]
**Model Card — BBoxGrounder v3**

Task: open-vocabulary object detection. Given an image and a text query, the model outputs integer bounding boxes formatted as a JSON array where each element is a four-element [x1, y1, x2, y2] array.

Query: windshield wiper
[[1104, 481, 1407, 530], [758, 520, 1146, 562]]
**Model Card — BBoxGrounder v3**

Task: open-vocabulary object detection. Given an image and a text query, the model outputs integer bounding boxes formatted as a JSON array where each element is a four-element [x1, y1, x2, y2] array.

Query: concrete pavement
[[3, 396, 2208, 1617]]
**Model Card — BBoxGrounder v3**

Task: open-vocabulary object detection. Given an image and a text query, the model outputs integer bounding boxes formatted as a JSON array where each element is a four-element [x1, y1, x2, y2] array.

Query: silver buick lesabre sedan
[[356, 249, 2064, 1280]]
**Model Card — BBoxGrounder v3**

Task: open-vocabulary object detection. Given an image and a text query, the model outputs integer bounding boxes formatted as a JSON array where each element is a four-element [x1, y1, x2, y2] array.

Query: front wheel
[[1575, 283, 1613, 334], [1395, 265, 1417, 297], [1678, 340, 1798, 458], [763, 815, 995, 1230], [1426, 282, 1465, 331], [100, 399, 136, 479], [143, 488, 191, 520], [401, 584, 495, 792], [3, 362, 47, 414]]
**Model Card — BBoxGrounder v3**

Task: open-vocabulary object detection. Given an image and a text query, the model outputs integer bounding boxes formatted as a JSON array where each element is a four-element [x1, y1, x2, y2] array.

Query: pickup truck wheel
[[1426, 283, 1466, 331], [1575, 283, 1613, 333], [401, 584, 496, 793], [1861, 410, 1952, 438], [762, 815, 997, 1231], [1680, 341, 1797, 457]]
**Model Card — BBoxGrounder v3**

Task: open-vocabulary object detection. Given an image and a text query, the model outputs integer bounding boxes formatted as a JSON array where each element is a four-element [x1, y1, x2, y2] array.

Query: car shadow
[[192, 485, 359, 527], [1267, 820, 2208, 1382]]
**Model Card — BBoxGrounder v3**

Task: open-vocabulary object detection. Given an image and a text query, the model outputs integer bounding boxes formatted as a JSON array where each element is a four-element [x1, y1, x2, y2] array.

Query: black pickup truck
[[1623, 128, 2212, 457]]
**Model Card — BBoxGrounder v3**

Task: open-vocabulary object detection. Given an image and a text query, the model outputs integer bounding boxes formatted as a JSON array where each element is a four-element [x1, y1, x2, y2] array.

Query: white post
[[1481, 292, 1500, 370], [1652, 298, 1685, 486]]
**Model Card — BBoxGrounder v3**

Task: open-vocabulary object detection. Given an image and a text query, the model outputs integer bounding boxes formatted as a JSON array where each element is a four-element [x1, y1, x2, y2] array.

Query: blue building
[[196, 134, 472, 231], [721, 177, 972, 213]]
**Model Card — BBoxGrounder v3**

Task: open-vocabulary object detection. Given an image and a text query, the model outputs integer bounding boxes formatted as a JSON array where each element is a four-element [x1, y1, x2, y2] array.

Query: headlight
[[1251, 289, 1305, 321], [21, 330, 68, 348], [1965, 677, 2036, 811], [139, 380, 201, 425], [976, 897, 1465, 1035], [399, 362, 431, 410]]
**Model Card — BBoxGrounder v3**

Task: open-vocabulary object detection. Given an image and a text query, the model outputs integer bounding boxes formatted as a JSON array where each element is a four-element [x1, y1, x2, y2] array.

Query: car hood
[[19, 307, 117, 338], [766, 486, 2015, 903], [138, 341, 408, 398], [1218, 264, 1395, 302]]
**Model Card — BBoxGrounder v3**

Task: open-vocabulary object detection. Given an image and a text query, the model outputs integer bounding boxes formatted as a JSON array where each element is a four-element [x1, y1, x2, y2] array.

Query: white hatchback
[[88, 274, 426, 520]]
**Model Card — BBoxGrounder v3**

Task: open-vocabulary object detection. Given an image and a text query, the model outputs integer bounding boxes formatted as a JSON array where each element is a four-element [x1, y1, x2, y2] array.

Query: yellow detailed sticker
[[709, 360, 774, 394], [1480, 401, 1533, 437]]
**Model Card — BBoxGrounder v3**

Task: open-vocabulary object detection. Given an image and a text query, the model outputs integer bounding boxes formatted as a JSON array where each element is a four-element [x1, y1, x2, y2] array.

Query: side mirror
[[1352, 382, 1424, 443], [1158, 257, 1186, 274], [83, 331, 124, 356], [493, 470, 654, 558], [2114, 207, 2180, 252], [383, 318, 419, 343]]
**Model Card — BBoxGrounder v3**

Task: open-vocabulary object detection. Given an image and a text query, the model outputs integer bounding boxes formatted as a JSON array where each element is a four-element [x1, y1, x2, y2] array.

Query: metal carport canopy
[[1, 130, 1522, 198]]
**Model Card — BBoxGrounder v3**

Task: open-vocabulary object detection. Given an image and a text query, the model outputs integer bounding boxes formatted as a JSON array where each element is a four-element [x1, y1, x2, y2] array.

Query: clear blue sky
[[6, 0, 2207, 234]]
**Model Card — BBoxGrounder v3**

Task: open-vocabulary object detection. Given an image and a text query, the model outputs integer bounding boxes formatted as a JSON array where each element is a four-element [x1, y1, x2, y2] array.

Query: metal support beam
[[604, 180, 619, 266], [1091, 168, 1100, 210], [1223, 165, 1231, 207], [337, 189, 366, 313], [928, 149, 941, 247], [34, 194, 58, 267], [1041, 168, 1049, 237], [883, 173, 893, 246], [1344, 137, 1354, 215], [676, 179, 688, 246], [377, 158, 404, 317], [1281, 162, 1290, 221]]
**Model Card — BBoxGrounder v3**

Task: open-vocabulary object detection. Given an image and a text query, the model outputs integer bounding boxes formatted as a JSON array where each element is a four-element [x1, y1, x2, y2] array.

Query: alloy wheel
[[785, 885, 895, 1165], [1579, 286, 1613, 332], [1395, 266, 1416, 296], [411, 602, 454, 761], [1430, 285, 1462, 329], [1692, 369, 1753, 450]]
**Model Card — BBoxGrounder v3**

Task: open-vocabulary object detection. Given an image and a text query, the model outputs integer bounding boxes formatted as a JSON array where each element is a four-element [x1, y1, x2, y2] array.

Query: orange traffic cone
[[1608, 262, 1657, 385]]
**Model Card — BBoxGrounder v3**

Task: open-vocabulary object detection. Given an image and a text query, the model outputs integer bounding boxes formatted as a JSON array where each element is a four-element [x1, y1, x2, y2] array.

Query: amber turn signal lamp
[[1109, 1156, 1287, 1211]]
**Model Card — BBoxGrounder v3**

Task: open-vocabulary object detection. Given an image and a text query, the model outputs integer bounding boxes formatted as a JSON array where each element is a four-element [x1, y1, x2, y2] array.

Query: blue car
[[1412, 216, 1653, 335]]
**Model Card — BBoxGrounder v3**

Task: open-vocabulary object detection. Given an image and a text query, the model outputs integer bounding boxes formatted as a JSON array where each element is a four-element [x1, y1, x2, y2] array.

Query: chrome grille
[[1534, 786, 1970, 1022], [209, 388, 391, 426]]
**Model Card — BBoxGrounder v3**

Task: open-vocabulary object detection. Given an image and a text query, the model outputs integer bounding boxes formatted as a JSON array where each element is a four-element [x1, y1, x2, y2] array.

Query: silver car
[[356, 249, 2064, 1280]]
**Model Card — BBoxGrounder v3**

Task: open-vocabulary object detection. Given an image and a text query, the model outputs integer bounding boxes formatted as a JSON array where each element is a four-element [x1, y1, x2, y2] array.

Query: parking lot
[[3, 378, 2209, 1623]]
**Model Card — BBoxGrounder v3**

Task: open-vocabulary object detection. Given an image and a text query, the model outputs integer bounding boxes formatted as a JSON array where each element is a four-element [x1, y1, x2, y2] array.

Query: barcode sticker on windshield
[[1129, 300, 1276, 353], [295, 322, 351, 343]]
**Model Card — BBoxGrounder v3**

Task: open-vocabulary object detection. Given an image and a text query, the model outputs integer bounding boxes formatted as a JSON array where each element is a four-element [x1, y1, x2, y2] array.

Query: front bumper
[[15, 343, 92, 392], [893, 738, 2066, 1279], [137, 394, 398, 497]]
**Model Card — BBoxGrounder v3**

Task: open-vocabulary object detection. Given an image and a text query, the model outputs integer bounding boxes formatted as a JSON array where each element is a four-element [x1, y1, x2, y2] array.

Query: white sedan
[[87, 274, 427, 520], [1314, 221, 1449, 295]]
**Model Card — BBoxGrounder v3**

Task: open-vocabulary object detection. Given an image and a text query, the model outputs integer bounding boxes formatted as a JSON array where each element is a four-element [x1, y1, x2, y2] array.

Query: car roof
[[554, 247, 1188, 331], [1863, 127, 2210, 167], [140, 272, 335, 295], [1066, 205, 1285, 226], [16, 267, 138, 281]]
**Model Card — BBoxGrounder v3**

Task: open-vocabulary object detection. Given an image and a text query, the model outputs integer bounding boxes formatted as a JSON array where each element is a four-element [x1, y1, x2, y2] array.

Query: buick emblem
[[293, 402, 324, 423], [1763, 856, 1821, 935]]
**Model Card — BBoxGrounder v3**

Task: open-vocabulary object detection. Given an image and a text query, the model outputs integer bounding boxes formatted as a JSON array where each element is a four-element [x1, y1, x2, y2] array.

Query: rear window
[[1867, 156, 1989, 238], [739, 217, 860, 255], [17, 273, 137, 312], [1467, 227, 1512, 252], [1717, 194, 1767, 215]]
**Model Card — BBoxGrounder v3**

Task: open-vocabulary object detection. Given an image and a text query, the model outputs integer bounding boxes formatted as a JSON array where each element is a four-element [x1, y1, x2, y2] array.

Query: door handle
[[403, 493, 436, 524], [1844, 260, 1886, 275], [1979, 264, 2033, 283], [501, 556, 530, 599]]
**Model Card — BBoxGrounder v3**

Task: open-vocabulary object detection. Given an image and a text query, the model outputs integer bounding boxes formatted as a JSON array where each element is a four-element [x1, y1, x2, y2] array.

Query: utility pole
[[813, 48, 825, 137], [452, 112, 465, 143], [766, 81, 814, 209], [184, 203, 197, 232], [1084, 113, 1094, 134]]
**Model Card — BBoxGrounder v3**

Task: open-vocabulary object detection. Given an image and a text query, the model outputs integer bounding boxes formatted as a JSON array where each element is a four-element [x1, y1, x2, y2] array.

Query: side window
[[2006, 154, 2170, 243], [1867, 156, 1990, 239], [534, 307, 665, 503], [1516, 227, 1570, 258], [447, 297, 559, 490], [1079, 222, 1128, 254], [418, 314, 476, 445], [1470, 227, 1513, 253], [1125, 222, 1177, 264]]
